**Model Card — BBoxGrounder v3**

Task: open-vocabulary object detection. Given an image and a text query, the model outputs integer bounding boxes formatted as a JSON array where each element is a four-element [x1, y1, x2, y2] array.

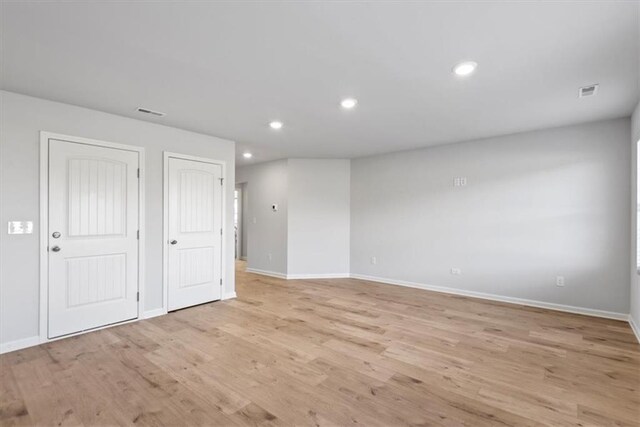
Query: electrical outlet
[[450, 268, 462, 275], [370, 256, 377, 265], [556, 276, 565, 287], [453, 177, 467, 187]]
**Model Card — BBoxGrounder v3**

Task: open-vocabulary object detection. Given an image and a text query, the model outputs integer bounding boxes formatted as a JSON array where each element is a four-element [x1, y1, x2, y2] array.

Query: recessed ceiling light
[[453, 61, 478, 76], [269, 121, 283, 130], [243, 152, 253, 159], [341, 98, 358, 109]]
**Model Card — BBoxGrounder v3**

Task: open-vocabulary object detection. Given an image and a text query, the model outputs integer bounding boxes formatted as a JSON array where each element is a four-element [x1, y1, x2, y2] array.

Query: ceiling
[[2, 1, 639, 164]]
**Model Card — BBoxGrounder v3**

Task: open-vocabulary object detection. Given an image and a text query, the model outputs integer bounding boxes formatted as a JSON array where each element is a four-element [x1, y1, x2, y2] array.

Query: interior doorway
[[235, 183, 247, 260]]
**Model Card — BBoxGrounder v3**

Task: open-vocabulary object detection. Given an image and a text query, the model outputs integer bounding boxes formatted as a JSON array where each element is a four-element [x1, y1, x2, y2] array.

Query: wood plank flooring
[[2, 261, 639, 426]]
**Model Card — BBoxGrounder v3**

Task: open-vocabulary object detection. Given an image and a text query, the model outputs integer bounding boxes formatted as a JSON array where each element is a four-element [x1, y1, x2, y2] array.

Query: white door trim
[[39, 131, 146, 344], [162, 152, 227, 313]]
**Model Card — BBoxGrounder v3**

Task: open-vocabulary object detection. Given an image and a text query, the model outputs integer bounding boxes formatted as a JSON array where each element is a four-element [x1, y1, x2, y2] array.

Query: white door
[[48, 139, 140, 338], [167, 157, 223, 311]]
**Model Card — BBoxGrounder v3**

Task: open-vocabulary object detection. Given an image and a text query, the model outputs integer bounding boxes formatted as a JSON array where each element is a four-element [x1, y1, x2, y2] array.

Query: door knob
[[52, 231, 61, 239], [51, 246, 61, 252], [170, 240, 178, 245]]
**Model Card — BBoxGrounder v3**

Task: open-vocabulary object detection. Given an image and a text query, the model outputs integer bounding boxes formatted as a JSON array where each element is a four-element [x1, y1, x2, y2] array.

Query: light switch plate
[[8, 221, 34, 234]]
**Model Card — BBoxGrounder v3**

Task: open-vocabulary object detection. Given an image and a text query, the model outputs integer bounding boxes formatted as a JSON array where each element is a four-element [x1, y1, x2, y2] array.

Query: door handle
[[170, 240, 178, 245], [51, 246, 61, 252]]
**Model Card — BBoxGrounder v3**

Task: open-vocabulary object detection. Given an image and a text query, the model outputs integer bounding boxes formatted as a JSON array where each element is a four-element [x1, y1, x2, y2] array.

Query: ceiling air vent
[[578, 84, 599, 98], [136, 107, 166, 117]]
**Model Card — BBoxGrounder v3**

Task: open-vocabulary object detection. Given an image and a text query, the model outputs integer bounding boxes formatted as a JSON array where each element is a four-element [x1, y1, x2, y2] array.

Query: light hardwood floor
[[1, 261, 639, 426]]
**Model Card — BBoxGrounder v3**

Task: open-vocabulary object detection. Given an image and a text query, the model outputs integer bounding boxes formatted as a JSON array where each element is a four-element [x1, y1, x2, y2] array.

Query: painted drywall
[[236, 160, 289, 276], [351, 118, 631, 315], [287, 159, 350, 276], [0, 90, 236, 346], [631, 101, 640, 333], [236, 159, 351, 277]]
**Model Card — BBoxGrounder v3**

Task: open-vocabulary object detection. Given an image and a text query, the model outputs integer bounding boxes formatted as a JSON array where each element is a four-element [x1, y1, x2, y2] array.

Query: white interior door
[[48, 139, 139, 338], [167, 157, 223, 311]]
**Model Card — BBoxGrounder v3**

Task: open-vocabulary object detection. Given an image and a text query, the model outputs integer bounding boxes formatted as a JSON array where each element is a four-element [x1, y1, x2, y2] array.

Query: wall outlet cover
[[7, 221, 33, 234]]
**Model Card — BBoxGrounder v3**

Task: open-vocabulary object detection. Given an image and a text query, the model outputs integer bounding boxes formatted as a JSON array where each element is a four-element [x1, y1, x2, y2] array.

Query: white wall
[[236, 160, 289, 276], [351, 118, 631, 316], [631, 102, 640, 332], [288, 159, 350, 277], [0, 91, 236, 347]]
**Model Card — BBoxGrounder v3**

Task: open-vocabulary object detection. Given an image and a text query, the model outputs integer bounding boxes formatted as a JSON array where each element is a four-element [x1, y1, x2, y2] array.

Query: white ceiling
[[2, 1, 638, 164]]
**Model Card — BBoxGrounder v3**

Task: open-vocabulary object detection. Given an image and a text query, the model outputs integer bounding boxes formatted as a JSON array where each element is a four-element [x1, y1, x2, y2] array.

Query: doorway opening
[[235, 182, 248, 263]]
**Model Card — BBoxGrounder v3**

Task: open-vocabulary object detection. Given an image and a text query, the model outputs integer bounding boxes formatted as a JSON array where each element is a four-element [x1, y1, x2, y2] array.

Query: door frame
[[162, 152, 227, 313], [39, 131, 146, 343]]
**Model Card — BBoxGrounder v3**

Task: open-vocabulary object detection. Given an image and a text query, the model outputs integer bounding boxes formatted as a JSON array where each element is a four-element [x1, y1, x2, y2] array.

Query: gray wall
[[237, 159, 351, 277], [0, 91, 236, 346], [236, 160, 289, 275], [631, 102, 640, 328], [288, 159, 350, 276], [351, 118, 631, 315]]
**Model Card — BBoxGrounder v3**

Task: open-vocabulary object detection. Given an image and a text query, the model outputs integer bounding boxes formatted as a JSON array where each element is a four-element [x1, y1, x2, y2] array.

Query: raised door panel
[[66, 253, 126, 307], [68, 158, 127, 237], [179, 170, 215, 233], [178, 247, 214, 288]]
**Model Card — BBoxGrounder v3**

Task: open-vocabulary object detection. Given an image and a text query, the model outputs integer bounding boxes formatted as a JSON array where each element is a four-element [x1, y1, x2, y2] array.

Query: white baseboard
[[142, 308, 166, 319], [630, 315, 640, 344], [0, 335, 41, 355], [350, 273, 629, 321], [246, 268, 288, 279], [246, 268, 349, 280], [0, 298, 237, 354], [223, 291, 237, 300], [287, 273, 350, 280]]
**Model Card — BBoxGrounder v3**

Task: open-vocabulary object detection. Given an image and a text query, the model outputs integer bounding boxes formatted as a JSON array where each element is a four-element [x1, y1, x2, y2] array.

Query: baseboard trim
[[287, 273, 351, 280], [0, 335, 41, 355], [246, 268, 288, 279], [223, 292, 238, 300], [142, 308, 166, 319], [629, 315, 640, 344], [350, 273, 628, 321], [246, 268, 350, 280]]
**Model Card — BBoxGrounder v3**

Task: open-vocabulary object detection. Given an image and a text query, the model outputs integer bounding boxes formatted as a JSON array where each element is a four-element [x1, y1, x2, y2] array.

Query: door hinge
[[220, 228, 223, 235], [220, 278, 222, 286], [137, 168, 140, 178], [137, 230, 140, 240], [136, 291, 140, 302], [219, 177, 224, 185]]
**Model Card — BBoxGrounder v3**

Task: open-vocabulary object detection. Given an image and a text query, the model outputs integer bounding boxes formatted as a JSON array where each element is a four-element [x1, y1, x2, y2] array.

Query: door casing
[[39, 132, 146, 344], [162, 152, 227, 313]]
